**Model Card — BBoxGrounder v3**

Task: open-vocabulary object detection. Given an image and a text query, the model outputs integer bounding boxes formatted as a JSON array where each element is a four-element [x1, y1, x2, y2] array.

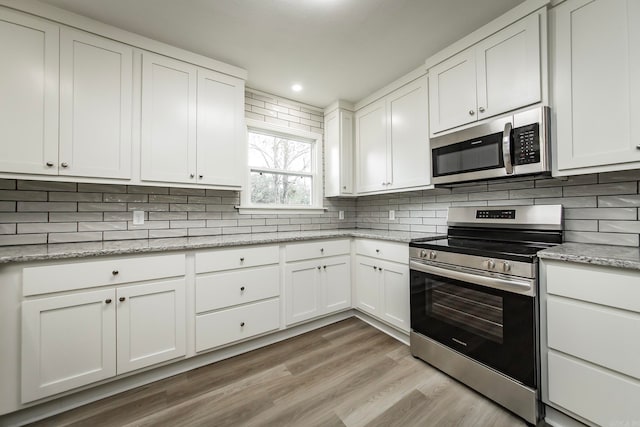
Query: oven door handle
[[410, 261, 535, 297]]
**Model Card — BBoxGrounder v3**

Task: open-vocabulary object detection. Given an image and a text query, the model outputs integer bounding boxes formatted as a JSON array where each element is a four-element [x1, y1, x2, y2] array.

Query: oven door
[[410, 260, 537, 388]]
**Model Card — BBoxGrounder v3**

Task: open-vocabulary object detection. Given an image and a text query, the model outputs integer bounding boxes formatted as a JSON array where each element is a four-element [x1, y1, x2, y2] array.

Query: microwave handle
[[502, 122, 513, 174]]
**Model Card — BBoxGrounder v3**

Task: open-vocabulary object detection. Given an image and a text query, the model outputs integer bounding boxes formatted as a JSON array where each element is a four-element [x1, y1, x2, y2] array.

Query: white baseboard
[[545, 405, 589, 427]]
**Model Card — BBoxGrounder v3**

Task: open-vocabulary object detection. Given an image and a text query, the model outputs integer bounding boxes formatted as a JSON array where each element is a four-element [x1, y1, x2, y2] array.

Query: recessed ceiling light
[[291, 83, 303, 92]]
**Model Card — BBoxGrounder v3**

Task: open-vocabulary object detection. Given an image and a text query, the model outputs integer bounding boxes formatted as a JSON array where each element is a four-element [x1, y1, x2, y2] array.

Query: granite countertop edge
[[0, 229, 444, 264], [538, 242, 640, 271]]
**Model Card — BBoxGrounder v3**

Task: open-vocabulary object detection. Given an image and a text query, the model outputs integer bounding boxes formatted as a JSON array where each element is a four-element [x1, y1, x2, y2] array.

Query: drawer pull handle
[[240, 286, 245, 292], [119, 297, 126, 302], [112, 270, 119, 276], [240, 322, 245, 327], [105, 299, 112, 304], [240, 257, 245, 262]]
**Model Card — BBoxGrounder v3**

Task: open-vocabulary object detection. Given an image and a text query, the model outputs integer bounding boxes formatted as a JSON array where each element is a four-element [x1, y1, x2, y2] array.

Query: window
[[239, 119, 325, 214]]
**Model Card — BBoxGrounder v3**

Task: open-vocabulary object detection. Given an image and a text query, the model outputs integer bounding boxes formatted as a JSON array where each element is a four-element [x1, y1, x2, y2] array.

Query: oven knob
[[487, 259, 495, 269], [420, 249, 428, 258], [429, 251, 437, 260], [502, 261, 511, 272]]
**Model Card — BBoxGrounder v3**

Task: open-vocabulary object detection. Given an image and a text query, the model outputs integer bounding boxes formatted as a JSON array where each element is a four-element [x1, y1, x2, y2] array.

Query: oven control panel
[[475, 209, 516, 219]]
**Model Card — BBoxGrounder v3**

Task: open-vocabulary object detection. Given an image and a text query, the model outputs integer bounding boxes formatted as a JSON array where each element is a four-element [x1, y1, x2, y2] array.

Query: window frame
[[238, 119, 326, 214]]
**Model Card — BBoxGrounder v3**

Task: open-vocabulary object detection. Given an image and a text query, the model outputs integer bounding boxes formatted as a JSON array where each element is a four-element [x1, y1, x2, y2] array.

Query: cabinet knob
[[46, 162, 54, 167], [468, 110, 475, 116], [381, 182, 386, 186], [61, 162, 69, 168], [320, 248, 324, 253], [240, 257, 245, 262], [373, 266, 377, 270], [323, 265, 327, 269], [479, 107, 485, 113], [199, 175, 203, 179], [636, 145, 640, 149], [119, 297, 126, 302], [105, 299, 112, 304], [379, 268, 383, 272], [343, 186, 347, 190], [376, 249, 380, 253], [317, 266, 321, 270], [240, 322, 245, 327], [190, 173, 195, 178], [240, 286, 245, 292], [112, 270, 119, 275]]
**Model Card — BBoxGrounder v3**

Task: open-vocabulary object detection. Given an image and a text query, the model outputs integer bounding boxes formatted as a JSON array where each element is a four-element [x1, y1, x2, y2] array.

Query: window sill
[[236, 206, 328, 215]]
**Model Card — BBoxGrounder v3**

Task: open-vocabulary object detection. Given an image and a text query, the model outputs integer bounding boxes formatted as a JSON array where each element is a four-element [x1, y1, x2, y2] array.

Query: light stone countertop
[[0, 229, 444, 264], [538, 242, 640, 271]]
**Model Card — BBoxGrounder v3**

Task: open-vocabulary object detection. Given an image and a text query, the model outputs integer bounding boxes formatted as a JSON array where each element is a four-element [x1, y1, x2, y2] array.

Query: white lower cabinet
[[284, 255, 351, 325], [194, 245, 281, 352], [21, 278, 185, 403], [354, 239, 410, 333], [542, 260, 640, 426]]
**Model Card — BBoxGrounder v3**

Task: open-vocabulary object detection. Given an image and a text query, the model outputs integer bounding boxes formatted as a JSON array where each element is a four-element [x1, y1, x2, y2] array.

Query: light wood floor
[[30, 318, 527, 427]]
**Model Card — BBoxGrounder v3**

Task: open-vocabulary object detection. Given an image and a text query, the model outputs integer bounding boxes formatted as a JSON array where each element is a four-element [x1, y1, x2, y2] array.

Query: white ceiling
[[39, 0, 526, 108]]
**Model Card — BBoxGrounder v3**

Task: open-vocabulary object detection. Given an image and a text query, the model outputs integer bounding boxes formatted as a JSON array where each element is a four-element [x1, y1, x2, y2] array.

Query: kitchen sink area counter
[[0, 229, 443, 264], [538, 242, 640, 271]]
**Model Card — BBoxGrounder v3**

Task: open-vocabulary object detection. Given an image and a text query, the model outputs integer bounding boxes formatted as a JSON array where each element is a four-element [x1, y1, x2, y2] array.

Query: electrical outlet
[[133, 210, 145, 225], [338, 211, 344, 220], [389, 210, 395, 220]]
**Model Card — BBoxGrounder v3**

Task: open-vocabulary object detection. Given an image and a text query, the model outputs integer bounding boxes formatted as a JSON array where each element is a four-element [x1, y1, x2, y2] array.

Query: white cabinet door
[[379, 259, 410, 332], [323, 255, 351, 314], [59, 28, 133, 179], [354, 256, 380, 315], [476, 13, 541, 120], [116, 279, 186, 374], [285, 259, 322, 325], [324, 108, 354, 197], [428, 49, 477, 134], [0, 9, 59, 175], [21, 289, 116, 403], [141, 52, 197, 184], [356, 99, 387, 193], [387, 77, 430, 190], [553, 0, 640, 173], [196, 68, 245, 187]]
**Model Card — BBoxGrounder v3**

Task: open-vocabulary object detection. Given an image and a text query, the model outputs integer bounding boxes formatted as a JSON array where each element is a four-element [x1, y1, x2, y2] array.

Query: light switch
[[133, 210, 144, 225]]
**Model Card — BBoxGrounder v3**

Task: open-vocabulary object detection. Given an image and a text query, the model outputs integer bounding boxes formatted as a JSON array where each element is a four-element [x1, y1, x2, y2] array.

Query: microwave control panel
[[512, 123, 540, 165]]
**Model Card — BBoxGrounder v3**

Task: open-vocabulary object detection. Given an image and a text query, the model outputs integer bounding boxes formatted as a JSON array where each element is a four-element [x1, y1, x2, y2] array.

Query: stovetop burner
[[410, 237, 555, 263]]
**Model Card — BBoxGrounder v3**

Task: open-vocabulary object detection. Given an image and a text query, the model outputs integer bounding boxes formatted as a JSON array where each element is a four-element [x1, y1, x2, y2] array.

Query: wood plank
[[28, 318, 531, 427]]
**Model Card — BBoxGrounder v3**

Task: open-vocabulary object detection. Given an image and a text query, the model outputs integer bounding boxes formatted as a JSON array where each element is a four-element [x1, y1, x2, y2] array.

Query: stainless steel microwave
[[431, 106, 550, 185]]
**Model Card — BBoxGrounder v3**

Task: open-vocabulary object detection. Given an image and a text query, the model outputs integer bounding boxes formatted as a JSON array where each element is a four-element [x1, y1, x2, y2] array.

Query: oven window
[[430, 282, 504, 344]]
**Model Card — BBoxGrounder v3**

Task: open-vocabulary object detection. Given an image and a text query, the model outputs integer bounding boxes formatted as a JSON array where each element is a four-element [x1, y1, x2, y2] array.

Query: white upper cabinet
[[355, 99, 388, 193], [196, 69, 245, 187], [552, 0, 640, 175], [141, 52, 245, 188], [324, 104, 354, 197], [59, 28, 133, 179], [356, 76, 430, 194], [0, 9, 59, 175], [429, 12, 542, 135], [141, 52, 198, 184]]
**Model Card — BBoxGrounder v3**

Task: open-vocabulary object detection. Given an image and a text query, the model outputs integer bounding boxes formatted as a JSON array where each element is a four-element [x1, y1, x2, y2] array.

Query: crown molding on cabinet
[[324, 100, 355, 115], [0, 0, 248, 80], [424, 0, 550, 70]]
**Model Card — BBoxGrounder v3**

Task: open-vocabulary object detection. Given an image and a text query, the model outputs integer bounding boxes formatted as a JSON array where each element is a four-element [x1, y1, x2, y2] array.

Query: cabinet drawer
[[195, 245, 278, 273], [285, 239, 350, 262], [546, 261, 640, 313], [547, 296, 640, 380], [547, 351, 640, 426], [23, 253, 186, 296], [196, 266, 280, 313], [195, 298, 280, 352], [355, 239, 408, 264]]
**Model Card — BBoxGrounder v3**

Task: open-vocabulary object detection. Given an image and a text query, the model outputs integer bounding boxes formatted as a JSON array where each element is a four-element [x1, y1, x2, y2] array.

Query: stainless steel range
[[409, 204, 563, 424]]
